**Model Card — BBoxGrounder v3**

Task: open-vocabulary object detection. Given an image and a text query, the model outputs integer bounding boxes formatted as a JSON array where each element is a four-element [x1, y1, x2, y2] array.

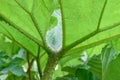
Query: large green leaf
[[61, 0, 120, 54], [0, 0, 120, 56]]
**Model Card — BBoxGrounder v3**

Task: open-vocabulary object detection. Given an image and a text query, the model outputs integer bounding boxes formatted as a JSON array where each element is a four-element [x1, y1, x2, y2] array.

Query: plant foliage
[[0, 0, 120, 80]]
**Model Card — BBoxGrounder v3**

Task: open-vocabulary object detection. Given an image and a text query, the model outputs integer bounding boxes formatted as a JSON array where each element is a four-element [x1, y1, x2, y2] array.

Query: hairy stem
[[41, 55, 58, 80]]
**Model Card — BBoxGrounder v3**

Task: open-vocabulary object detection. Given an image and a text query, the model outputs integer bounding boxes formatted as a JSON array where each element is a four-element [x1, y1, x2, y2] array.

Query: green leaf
[[0, 0, 120, 79], [0, 21, 38, 56], [110, 38, 120, 53], [57, 66, 99, 80], [88, 45, 120, 80], [8, 64, 27, 77], [61, 66, 79, 74], [88, 55, 102, 79], [61, 0, 120, 54], [0, 50, 27, 79], [61, 44, 105, 66], [75, 68, 99, 80], [0, 0, 120, 56], [101, 46, 119, 80], [0, 0, 59, 55], [0, 34, 19, 55], [102, 46, 116, 76], [103, 54, 120, 80]]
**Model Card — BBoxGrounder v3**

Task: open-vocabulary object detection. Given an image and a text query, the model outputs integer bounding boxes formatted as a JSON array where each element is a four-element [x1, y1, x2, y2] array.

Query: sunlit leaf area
[[0, 0, 120, 80]]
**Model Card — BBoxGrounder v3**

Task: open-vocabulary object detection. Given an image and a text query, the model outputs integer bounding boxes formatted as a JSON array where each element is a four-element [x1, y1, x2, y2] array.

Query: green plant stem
[[27, 58, 35, 73], [36, 57, 42, 79], [27, 53, 32, 80], [60, 0, 65, 48], [22, 54, 35, 80], [41, 55, 58, 80], [36, 46, 42, 79]]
